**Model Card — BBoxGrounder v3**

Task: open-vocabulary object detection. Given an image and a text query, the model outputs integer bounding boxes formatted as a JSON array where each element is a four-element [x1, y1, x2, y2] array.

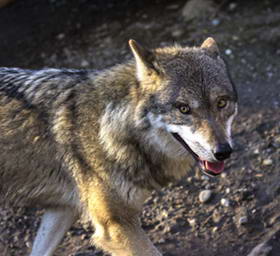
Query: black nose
[[214, 143, 232, 161]]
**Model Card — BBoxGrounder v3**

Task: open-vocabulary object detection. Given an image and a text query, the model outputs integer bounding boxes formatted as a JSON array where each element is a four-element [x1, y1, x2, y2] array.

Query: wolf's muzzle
[[171, 132, 227, 177]]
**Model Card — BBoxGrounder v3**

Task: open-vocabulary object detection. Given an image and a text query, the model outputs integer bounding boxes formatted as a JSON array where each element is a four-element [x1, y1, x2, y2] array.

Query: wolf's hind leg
[[30, 207, 77, 256]]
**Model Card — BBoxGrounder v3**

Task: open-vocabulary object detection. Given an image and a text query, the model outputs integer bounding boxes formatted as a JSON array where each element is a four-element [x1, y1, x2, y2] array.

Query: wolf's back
[[0, 68, 91, 107], [0, 68, 87, 206]]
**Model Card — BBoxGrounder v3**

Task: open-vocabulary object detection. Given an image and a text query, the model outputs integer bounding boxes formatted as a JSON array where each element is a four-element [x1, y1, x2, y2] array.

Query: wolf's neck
[[98, 102, 188, 188], [88, 60, 137, 106]]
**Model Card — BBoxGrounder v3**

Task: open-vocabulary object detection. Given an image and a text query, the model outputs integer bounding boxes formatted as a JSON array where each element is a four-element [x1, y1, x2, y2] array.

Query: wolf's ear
[[201, 37, 220, 57], [129, 39, 158, 81]]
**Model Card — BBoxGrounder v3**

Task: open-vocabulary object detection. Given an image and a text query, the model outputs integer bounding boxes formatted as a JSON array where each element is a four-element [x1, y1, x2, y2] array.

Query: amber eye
[[179, 104, 191, 114], [217, 99, 228, 109]]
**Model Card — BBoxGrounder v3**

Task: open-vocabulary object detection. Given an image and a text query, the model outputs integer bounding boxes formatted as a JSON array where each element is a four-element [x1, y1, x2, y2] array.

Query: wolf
[[0, 38, 238, 256]]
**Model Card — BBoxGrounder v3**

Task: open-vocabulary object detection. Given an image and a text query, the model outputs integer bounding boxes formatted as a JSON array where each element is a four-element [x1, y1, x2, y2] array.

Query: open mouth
[[171, 133, 225, 177]]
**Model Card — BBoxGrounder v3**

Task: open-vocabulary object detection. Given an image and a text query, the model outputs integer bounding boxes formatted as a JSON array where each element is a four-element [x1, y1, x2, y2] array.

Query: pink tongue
[[204, 161, 225, 174]]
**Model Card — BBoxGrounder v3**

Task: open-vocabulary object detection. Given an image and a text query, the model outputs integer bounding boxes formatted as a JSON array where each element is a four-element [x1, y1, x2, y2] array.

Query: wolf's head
[[129, 38, 238, 177]]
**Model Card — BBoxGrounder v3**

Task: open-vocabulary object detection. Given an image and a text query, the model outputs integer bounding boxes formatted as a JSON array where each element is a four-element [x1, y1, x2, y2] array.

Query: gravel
[[199, 190, 213, 203], [239, 216, 249, 225], [221, 198, 230, 207]]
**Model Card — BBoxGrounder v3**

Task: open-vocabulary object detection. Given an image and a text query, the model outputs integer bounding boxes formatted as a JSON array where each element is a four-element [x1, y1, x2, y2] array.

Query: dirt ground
[[0, 0, 279, 255]]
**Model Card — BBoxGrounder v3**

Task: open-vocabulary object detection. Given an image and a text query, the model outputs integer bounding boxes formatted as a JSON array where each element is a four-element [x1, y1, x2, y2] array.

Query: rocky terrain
[[0, 0, 279, 255]]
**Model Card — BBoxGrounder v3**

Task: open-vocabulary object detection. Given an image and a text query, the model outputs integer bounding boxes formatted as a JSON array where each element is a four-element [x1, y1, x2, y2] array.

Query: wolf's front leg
[[93, 217, 162, 256], [84, 183, 162, 256], [30, 207, 77, 256]]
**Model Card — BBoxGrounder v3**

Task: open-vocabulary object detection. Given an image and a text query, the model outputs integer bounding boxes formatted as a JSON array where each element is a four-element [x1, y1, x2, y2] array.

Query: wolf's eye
[[178, 104, 191, 114], [217, 99, 228, 109]]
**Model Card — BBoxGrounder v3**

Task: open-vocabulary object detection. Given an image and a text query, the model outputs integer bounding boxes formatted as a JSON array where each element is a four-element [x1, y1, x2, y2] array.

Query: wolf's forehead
[[156, 52, 235, 103], [163, 51, 225, 76], [158, 72, 233, 107], [165, 57, 231, 92], [154, 84, 203, 109]]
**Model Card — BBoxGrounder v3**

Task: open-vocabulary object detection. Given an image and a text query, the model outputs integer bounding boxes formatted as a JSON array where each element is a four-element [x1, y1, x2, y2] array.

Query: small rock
[[212, 226, 218, 233], [171, 29, 184, 38], [26, 241, 31, 248], [161, 210, 169, 219], [163, 225, 171, 234], [81, 60, 90, 67], [188, 218, 196, 228], [201, 175, 210, 181], [228, 2, 237, 11], [56, 33, 65, 40], [221, 172, 227, 178], [158, 238, 165, 244], [181, 0, 216, 22], [81, 234, 88, 240], [199, 190, 212, 203], [262, 158, 273, 166], [239, 216, 249, 225], [226, 188, 231, 194], [221, 198, 230, 207], [187, 177, 193, 182], [212, 209, 222, 223], [225, 49, 232, 55], [211, 19, 220, 26], [253, 148, 260, 154]]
